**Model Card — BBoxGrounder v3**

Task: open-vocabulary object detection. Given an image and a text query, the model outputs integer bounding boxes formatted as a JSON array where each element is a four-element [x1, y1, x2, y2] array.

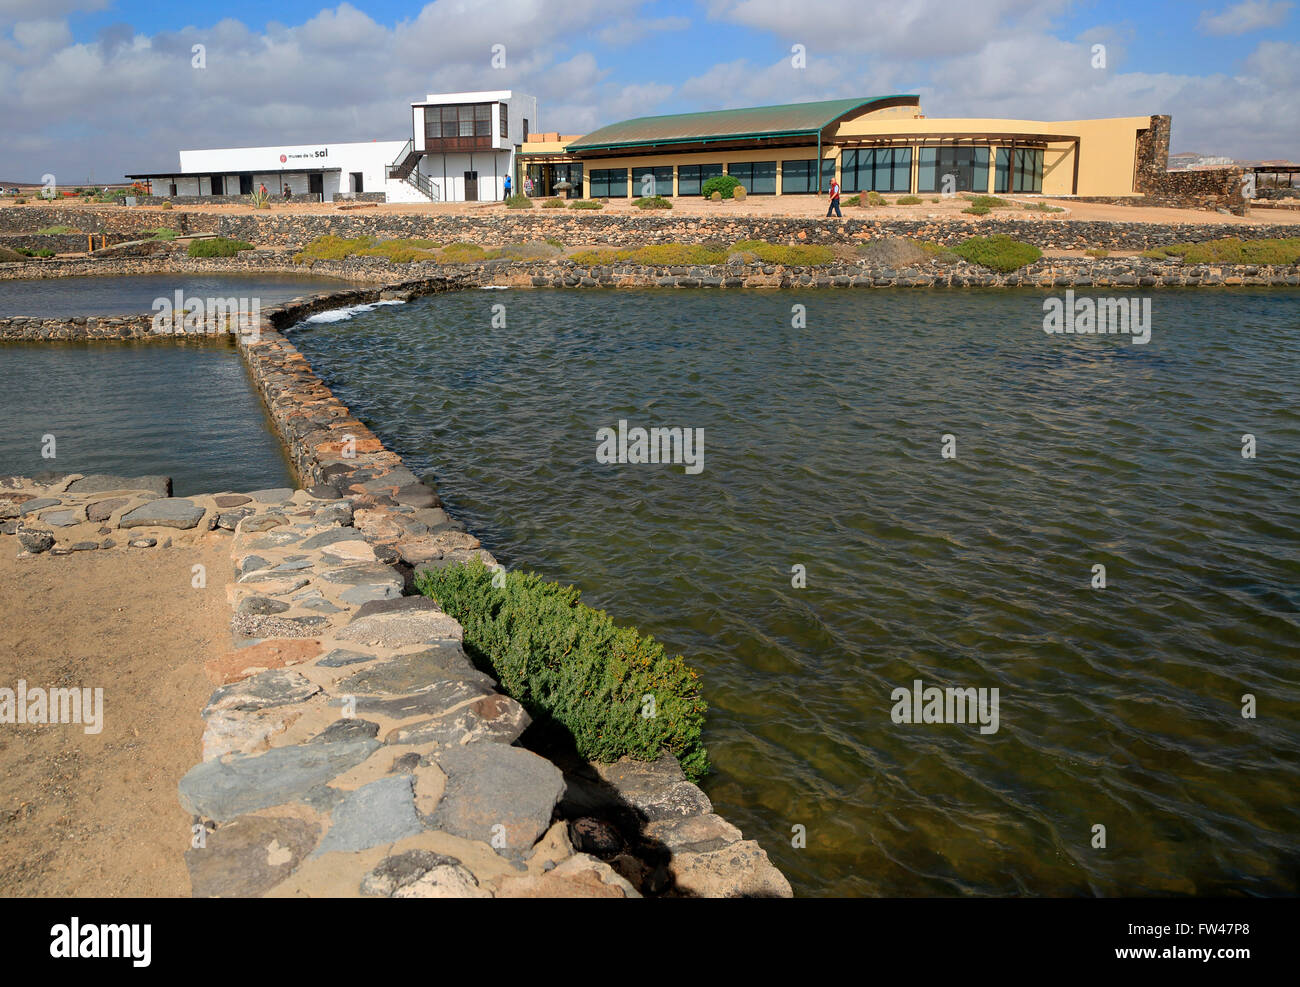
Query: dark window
[[995, 148, 1011, 193], [1013, 148, 1043, 193], [781, 159, 834, 194], [523, 118, 529, 142], [239, 174, 253, 195], [211, 175, 224, 195], [474, 103, 490, 138], [589, 168, 628, 198], [500, 104, 508, 139], [632, 165, 673, 197], [841, 149, 912, 192], [917, 146, 989, 194], [727, 161, 776, 194], [441, 106, 457, 138], [676, 163, 723, 196]]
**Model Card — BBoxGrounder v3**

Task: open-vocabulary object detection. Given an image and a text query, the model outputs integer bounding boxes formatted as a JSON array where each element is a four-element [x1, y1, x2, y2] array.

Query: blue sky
[[1, 0, 1297, 181]]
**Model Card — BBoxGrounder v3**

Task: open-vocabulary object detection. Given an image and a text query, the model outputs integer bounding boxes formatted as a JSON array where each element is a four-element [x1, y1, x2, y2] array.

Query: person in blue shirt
[[504, 174, 513, 200]]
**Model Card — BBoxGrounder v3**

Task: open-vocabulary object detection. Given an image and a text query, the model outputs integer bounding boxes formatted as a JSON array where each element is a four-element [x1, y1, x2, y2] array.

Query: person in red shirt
[[826, 175, 842, 218]]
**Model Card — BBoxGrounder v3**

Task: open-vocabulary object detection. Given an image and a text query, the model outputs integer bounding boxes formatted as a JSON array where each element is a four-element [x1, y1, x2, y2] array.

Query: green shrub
[[843, 194, 861, 207], [440, 241, 489, 263], [569, 199, 603, 209], [1023, 201, 1065, 213], [1140, 237, 1300, 265], [541, 197, 566, 208], [36, 225, 75, 234], [292, 235, 440, 264], [861, 190, 887, 207], [731, 239, 835, 266], [496, 241, 563, 261], [633, 195, 672, 209], [952, 234, 1042, 271], [146, 228, 179, 240], [1085, 248, 1110, 258], [895, 195, 922, 205], [962, 204, 990, 215], [505, 193, 533, 209], [249, 187, 270, 210], [17, 248, 55, 258], [930, 198, 941, 203], [545, 237, 563, 248], [416, 560, 709, 780], [966, 195, 1010, 209], [701, 174, 741, 199], [187, 236, 254, 258], [160, 201, 173, 210]]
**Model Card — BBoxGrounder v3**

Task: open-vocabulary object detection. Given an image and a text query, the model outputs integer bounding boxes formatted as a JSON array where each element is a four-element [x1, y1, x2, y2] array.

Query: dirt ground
[[10, 193, 1300, 227], [0, 539, 231, 897]]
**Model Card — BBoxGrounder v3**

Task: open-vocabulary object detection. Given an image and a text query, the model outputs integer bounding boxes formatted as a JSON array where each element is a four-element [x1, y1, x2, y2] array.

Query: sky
[[0, 0, 1297, 183]]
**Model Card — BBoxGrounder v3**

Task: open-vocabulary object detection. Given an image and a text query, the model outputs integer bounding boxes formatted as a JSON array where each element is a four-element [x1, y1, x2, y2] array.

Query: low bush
[[416, 560, 709, 780], [895, 195, 922, 205], [1022, 201, 1065, 213], [146, 228, 179, 240], [545, 236, 563, 248], [962, 204, 990, 215], [36, 225, 75, 234], [496, 240, 563, 261], [919, 241, 961, 264], [730, 239, 835, 266], [1085, 248, 1110, 258], [16, 247, 56, 258], [701, 174, 741, 199], [160, 201, 173, 210], [633, 195, 672, 209], [1140, 237, 1300, 265], [843, 194, 861, 206], [569, 199, 603, 209], [861, 191, 887, 207], [856, 237, 930, 266], [952, 234, 1042, 271], [188, 236, 254, 258], [505, 193, 533, 209], [966, 195, 1010, 209], [292, 235, 440, 264], [440, 241, 490, 263], [541, 197, 566, 208]]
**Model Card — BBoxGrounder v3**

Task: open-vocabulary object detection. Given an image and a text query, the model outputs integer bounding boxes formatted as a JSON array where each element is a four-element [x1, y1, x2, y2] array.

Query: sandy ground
[[8, 193, 1300, 227], [0, 539, 231, 897]]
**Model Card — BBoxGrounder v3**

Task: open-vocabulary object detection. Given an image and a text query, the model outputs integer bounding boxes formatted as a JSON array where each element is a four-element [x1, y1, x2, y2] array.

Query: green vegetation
[[1023, 201, 1065, 213], [249, 187, 271, 210], [861, 190, 887, 207], [441, 241, 491, 263], [570, 239, 835, 267], [843, 194, 861, 206], [160, 201, 173, 210], [896, 195, 923, 205], [951, 234, 1042, 271], [541, 197, 566, 208], [569, 199, 603, 209], [545, 237, 563, 248], [918, 240, 961, 264], [505, 193, 533, 209], [701, 174, 742, 199], [962, 204, 990, 215], [633, 195, 672, 209], [1085, 248, 1110, 258], [145, 228, 179, 240], [16, 247, 56, 258], [1140, 237, 1300, 265], [188, 237, 254, 258], [35, 225, 75, 234], [495, 241, 563, 261], [292, 235, 441, 264], [965, 195, 1011, 209], [415, 559, 709, 781]]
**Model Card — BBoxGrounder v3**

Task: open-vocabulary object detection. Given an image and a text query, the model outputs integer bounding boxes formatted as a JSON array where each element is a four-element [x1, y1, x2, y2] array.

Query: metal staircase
[[386, 140, 439, 201]]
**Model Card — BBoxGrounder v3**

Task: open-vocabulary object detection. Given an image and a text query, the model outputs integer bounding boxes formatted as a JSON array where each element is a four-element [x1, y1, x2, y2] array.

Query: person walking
[[826, 175, 842, 218], [503, 173, 512, 200], [524, 174, 534, 197]]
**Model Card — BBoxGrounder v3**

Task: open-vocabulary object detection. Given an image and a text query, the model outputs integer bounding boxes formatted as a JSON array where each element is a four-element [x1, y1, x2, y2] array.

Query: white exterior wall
[[159, 140, 405, 199], [415, 150, 513, 201]]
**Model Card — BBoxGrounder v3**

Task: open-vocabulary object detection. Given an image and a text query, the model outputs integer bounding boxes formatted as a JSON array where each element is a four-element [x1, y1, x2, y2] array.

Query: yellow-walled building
[[518, 96, 1156, 200]]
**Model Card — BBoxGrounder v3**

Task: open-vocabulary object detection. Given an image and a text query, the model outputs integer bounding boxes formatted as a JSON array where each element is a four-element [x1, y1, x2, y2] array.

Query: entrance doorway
[[308, 173, 324, 200], [350, 172, 363, 194], [239, 174, 253, 195], [211, 175, 224, 195], [464, 171, 478, 201]]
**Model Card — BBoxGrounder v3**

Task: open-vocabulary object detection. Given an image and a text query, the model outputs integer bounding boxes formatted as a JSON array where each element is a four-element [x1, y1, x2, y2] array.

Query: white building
[[127, 90, 538, 204]]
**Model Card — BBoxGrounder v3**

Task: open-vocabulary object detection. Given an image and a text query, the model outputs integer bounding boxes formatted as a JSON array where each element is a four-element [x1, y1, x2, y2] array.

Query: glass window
[[590, 168, 628, 198], [441, 106, 457, 138], [474, 104, 490, 137], [995, 148, 1011, 194], [632, 166, 674, 197], [676, 163, 723, 196], [500, 104, 508, 139], [917, 146, 989, 193], [782, 159, 833, 194], [844, 148, 914, 192], [727, 161, 776, 194], [1013, 148, 1044, 193]]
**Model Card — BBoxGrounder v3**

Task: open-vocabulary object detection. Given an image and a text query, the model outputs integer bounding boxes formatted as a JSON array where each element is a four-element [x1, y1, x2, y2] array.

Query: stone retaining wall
[[0, 233, 111, 254], [0, 206, 218, 236]]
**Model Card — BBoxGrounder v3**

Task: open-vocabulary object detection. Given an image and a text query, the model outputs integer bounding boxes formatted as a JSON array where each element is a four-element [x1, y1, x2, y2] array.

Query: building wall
[[577, 147, 838, 197], [416, 150, 513, 201], [158, 141, 406, 200]]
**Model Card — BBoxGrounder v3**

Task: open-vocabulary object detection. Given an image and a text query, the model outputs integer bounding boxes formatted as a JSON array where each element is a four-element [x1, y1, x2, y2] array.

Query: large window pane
[[917, 146, 987, 193], [632, 165, 673, 197], [892, 148, 912, 192], [590, 168, 627, 198], [995, 148, 1011, 194], [677, 163, 722, 196], [917, 148, 937, 193], [726, 161, 776, 194], [782, 159, 813, 193], [841, 150, 861, 192], [441, 106, 457, 138]]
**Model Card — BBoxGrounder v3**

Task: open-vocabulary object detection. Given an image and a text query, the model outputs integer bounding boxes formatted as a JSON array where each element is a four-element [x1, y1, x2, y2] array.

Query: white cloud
[[1198, 1, 1293, 36], [596, 15, 691, 46]]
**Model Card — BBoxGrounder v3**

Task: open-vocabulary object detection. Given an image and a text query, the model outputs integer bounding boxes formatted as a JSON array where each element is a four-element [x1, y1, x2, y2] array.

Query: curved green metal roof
[[566, 95, 920, 152]]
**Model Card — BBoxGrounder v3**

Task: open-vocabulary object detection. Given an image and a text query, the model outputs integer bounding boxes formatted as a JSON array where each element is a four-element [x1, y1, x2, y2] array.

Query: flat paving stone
[[119, 498, 206, 530], [336, 643, 493, 695], [246, 488, 295, 503], [300, 528, 366, 550], [214, 495, 253, 508], [336, 610, 463, 648], [316, 648, 375, 668], [43, 508, 84, 526], [384, 694, 529, 748], [178, 738, 379, 822], [318, 563, 403, 589], [19, 498, 60, 514], [185, 815, 319, 898], [202, 669, 321, 716], [86, 498, 129, 523], [231, 613, 330, 639], [67, 474, 170, 496], [313, 775, 423, 856], [328, 679, 493, 720], [430, 744, 566, 854], [338, 583, 402, 605]]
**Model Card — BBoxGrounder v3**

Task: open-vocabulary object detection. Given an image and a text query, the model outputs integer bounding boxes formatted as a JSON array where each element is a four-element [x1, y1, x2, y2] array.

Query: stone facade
[[1133, 114, 1247, 214]]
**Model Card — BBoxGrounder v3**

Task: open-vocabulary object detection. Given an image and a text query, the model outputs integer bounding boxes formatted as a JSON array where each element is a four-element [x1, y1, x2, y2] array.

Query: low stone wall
[[0, 233, 111, 254], [0, 206, 219, 237], [331, 192, 387, 203]]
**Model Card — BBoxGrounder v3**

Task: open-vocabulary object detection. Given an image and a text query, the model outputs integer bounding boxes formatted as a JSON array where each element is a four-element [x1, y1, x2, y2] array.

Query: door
[[350, 172, 363, 194], [308, 174, 324, 200], [464, 170, 478, 201], [211, 175, 224, 195], [239, 174, 253, 195]]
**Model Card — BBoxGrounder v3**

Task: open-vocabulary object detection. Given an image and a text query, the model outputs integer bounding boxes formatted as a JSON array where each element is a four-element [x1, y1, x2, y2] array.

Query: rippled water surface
[[0, 274, 347, 317], [292, 288, 1300, 897], [0, 342, 293, 495]]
